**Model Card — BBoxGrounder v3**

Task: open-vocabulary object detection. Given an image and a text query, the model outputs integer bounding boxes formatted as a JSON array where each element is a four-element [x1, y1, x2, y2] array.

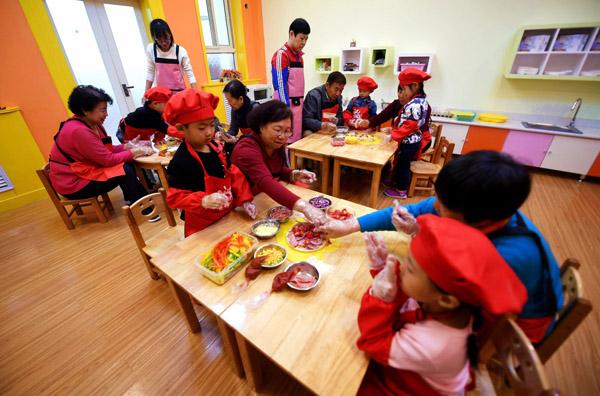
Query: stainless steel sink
[[522, 121, 582, 134]]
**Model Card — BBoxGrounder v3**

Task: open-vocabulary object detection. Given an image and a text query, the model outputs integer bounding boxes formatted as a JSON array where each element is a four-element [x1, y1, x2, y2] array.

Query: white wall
[[261, 0, 600, 120]]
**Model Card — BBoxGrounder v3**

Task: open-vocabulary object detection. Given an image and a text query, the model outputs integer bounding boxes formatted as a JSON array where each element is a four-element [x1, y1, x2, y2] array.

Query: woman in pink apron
[[163, 89, 257, 237], [356, 215, 528, 396], [49, 85, 151, 205], [145, 19, 197, 93]]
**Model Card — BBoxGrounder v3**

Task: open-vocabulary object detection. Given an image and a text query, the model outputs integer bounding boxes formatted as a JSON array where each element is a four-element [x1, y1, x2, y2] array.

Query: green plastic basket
[[451, 111, 476, 122]]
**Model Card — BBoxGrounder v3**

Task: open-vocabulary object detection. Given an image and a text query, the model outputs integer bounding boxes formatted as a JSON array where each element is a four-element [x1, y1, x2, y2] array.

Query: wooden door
[[501, 131, 554, 167], [461, 126, 509, 154]]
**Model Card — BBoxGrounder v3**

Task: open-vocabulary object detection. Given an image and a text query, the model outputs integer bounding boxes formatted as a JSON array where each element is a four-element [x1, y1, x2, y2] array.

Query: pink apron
[[154, 43, 186, 92], [283, 59, 305, 143]]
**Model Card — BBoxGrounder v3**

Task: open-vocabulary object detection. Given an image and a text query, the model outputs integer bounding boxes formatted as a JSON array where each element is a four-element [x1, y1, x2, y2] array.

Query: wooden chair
[[36, 163, 113, 230], [420, 122, 443, 162], [122, 188, 184, 280], [472, 318, 560, 396], [535, 258, 592, 363], [407, 137, 455, 197]]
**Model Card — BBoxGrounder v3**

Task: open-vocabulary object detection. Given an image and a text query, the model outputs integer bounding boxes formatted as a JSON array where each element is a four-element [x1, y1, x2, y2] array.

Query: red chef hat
[[410, 215, 527, 315], [398, 68, 431, 85], [143, 86, 172, 103], [163, 89, 219, 125], [357, 77, 378, 92]]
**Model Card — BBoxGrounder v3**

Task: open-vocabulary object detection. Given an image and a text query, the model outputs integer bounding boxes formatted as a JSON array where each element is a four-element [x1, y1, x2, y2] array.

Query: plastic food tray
[[194, 231, 258, 285], [477, 113, 508, 123], [451, 111, 476, 122]]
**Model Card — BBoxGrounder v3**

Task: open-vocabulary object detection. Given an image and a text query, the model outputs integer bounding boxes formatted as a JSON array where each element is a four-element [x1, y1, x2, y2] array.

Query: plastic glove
[[316, 218, 360, 238], [348, 119, 358, 129], [294, 169, 317, 184], [294, 199, 327, 226], [383, 134, 393, 143], [201, 192, 230, 210], [242, 201, 258, 219], [381, 126, 393, 134], [364, 232, 388, 271], [123, 135, 141, 150], [391, 200, 419, 237], [216, 131, 237, 144], [329, 116, 339, 125], [357, 119, 370, 128], [130, 146, 153, 158], [321, 122, 337, 132], [371, 254, 398, 303]]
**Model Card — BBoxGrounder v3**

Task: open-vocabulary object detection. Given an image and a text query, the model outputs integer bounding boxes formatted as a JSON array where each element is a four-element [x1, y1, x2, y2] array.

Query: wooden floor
[[0, 167, 598, 395]]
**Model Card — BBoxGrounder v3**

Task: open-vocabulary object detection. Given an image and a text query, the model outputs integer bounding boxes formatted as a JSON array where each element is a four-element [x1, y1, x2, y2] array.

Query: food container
[[336, 126, 349, 133], [251, 219, 280, 239], [400, 63, 426, 71], [309, 195, 332, 211], [477, 113, 508, 123], [345, 134, 359, 144], [267, 206, 293, 223], [326, 205, 355, 221], [331, 137, 346, 147], [285, 261, 321, 291], [450, 111, 476, 122], [194, 231, 258, 285], [254, 243, 287, 268]]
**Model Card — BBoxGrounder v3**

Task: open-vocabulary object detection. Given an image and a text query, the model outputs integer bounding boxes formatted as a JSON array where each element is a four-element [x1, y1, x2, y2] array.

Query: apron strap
[[487, 212, 558, 316], [52, 118, 90, 164]]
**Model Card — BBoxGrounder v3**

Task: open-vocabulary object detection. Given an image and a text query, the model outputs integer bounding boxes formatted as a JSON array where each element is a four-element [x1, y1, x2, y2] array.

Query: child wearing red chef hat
[[343, 77, 378, 130], [164, 89, 257, 237], [117, 86, 172, 144], [356, 215, 527, 396]]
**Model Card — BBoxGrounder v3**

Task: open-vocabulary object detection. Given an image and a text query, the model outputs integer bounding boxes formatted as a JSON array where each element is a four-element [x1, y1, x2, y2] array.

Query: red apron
[[357, 305, 455, 396], [348, 97, 371, 130], [282, 57, 305, 143], [183, 140, 234, 237], [120, 119, 164, 143], [51, 118, 125, 182], [154, 43, 186, 92], [321, 103, 340, 123]]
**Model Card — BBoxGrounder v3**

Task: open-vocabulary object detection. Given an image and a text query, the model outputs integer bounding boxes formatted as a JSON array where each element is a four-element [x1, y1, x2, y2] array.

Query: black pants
[[393, 142, 422, 191], [64, 163, 148, 203]]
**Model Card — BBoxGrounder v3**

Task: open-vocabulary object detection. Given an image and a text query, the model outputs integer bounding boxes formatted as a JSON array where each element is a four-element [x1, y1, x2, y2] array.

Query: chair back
[[430, 123, 443, 152], [36, 163, 61, 202], [493, 318, 552, 395], [431, 136, 455, 166], [535, 258, 592, 363]]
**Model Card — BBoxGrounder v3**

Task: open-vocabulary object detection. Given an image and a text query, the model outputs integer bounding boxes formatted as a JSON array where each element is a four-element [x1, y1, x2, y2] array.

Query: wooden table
[[134, 153, 172, 191], [287, 133, 336, 194]]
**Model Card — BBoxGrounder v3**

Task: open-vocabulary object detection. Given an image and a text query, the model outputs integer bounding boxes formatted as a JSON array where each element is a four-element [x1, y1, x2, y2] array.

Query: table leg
[[217, 318, 245, 378], [165, 276, 200, 333], [156, 166, 170, 191], [370, 166, 382, 208], [321, 156, 330, 195], [290, 150, 297, 169], [134, 163, 150, 191], [236, 332, 263, 391], [332, 158, 341, 197]]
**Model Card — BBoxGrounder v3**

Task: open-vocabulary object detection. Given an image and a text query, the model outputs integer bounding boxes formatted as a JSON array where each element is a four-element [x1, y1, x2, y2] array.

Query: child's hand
[[371, 255, 398, 303], [242, 201, 257, 219], [383, 134, 392, 143], [315, 218, 359, 238], [201, 192, 230, 210], [295, 170, 317, 184], [357, 119, 370, 128], [391, 200, 419, 237], [364, 232, 388, 271], [381, 126, 392, 134]]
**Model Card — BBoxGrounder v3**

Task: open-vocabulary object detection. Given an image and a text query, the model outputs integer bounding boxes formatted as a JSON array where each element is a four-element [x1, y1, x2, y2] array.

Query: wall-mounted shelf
[[393, 54, 434, 75], [314, 55, 339, 74], [340, 47, 365, 74], [371, 46, 393, 68], [505, 23, 600, 81]]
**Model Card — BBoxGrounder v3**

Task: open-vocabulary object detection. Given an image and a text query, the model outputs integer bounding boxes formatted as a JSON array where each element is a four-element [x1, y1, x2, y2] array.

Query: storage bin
[[400, 63, 426, 71]]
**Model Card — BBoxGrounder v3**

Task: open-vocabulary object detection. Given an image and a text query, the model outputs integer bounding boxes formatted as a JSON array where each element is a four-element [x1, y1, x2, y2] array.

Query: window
[[197, 0, 236, 80]]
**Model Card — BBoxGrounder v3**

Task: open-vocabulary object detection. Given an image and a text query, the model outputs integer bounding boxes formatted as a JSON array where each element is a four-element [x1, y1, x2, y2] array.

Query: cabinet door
[[462, 126, 509, 154], [540, 136, 600, 175], [587, 152, 600, 177], [439, 123, 469, 154], [501, 131, 553, 167]]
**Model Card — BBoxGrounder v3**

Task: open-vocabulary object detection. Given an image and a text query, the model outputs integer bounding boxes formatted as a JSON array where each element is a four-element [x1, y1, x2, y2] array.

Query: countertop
[[431, 115, 600, 140]]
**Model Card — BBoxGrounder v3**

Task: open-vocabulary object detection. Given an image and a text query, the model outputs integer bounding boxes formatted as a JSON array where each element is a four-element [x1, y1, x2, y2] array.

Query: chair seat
[[410, 161, 442, 175], [142, 224, 185, 257]]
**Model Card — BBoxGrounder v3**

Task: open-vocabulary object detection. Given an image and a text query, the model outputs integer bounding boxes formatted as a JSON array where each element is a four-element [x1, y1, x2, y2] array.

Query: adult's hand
[[130, 146, 153, 158], [329, 116, 339, 125], [321, 122, 337, 133], [381, 126, 393, 134], [293, 199, 327, 226], [294, 169, 317, 184], [316, 218, 360, 238]]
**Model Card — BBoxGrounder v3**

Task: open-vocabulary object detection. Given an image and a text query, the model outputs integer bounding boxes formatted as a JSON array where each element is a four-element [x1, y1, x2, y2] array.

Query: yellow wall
[[0, 109, 47, 213], [261, 0, 600, 120]]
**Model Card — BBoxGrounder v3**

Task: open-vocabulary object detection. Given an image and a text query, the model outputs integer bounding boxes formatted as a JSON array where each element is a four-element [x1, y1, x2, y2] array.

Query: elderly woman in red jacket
[[231, 100, 326, 225], [49, 85, 151, 206]]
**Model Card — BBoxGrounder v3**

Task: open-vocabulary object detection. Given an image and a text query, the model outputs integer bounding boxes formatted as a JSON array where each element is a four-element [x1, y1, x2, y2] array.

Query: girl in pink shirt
[[356, 215, 528, 396]]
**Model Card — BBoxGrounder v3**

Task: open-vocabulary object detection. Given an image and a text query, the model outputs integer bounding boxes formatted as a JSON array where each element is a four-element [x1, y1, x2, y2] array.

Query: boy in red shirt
[[117, 86, 172, 144]]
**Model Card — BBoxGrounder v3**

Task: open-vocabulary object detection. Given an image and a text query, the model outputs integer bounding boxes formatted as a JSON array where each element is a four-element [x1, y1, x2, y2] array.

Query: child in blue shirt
[[343, 77, 378, 130]]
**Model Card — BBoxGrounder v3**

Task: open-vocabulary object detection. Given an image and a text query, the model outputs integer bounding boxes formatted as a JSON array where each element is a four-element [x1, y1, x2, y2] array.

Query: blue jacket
[[358, 197, 564, 322]]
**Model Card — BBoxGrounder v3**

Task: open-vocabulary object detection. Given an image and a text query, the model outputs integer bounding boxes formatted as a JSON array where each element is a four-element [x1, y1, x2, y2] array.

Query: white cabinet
[[394, 54, 434, 75], [505, 24, 600, 81], [540, 136, 600, 175], [439, 123, 469, 154], [340, 47, 364, 74]]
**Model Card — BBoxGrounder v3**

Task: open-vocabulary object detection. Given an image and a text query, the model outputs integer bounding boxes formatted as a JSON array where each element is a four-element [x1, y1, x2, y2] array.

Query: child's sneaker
[[381, 180, 396, 189], [384, 189, 407, 199]]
